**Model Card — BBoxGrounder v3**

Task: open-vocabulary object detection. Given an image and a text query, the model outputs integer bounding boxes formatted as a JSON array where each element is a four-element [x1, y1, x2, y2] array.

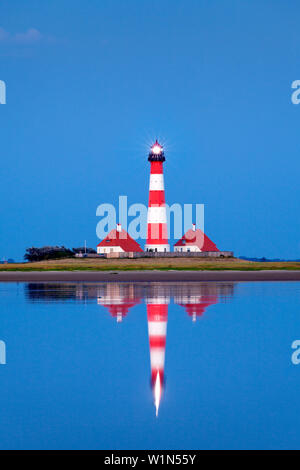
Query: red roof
[[174, 228, 219, 252], [97, 229, 143, 252]]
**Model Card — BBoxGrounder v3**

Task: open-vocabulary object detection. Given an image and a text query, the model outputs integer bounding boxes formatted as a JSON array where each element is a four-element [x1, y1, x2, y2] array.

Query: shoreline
[[0, 270, 300, 282]]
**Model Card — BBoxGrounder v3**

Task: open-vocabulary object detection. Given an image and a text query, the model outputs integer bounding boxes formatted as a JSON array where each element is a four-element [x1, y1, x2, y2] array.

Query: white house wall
[[174, 246, 201, 252], [97, 246, 125, 254]]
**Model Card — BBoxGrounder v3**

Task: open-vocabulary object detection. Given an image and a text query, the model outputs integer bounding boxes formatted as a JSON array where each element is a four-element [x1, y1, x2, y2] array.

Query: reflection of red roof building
[[102, 299, 140, 322], [97, 284, 141, 322], [178, 296, 218, 322], [174, 224, 219, 253], [174, 283, 225, 322], [97, 224, 143, 254]]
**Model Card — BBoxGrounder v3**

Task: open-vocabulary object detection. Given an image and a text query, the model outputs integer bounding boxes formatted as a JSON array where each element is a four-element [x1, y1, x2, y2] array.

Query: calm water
[[0, 281, 299, 450]]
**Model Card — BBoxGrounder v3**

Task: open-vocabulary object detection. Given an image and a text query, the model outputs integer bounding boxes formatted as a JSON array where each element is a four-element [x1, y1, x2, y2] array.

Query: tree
[[72, 247, 96, 255], [24, 246, 74, 262]]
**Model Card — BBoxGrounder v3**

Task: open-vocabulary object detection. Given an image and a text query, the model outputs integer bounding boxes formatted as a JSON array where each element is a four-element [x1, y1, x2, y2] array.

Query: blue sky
[[0, 0, 300, 260]]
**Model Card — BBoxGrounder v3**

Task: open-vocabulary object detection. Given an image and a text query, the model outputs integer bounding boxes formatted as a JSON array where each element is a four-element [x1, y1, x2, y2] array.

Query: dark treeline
[[72, 247, 97, 255], [24, 246, 96, 262]]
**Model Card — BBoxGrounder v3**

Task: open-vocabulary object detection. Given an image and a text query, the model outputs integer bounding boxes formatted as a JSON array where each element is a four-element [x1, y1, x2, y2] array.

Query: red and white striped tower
[[146, 292, 169, 416], [145, 141, 170, 252]]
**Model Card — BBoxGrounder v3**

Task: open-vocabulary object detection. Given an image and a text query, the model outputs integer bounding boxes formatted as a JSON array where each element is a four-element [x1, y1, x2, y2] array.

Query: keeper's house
[[97, 224, 143, 255], [174, 224, 219, 253]]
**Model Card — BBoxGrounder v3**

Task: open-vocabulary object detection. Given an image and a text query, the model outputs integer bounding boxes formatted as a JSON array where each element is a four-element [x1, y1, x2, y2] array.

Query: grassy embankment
[[1, 258, 300, 271]]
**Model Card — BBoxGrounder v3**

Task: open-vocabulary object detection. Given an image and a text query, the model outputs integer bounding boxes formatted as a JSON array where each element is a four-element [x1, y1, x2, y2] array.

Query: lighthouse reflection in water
[[26, 281, 234, 417]]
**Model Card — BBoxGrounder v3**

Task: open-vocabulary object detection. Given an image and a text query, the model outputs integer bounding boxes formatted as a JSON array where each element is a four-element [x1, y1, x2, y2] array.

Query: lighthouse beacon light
[[151, 141, 163, 155]]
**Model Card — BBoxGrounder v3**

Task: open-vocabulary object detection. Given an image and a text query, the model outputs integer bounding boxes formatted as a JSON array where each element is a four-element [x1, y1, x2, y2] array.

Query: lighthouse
[[145, 141, 170, 252], [146, 289, 169, 416]]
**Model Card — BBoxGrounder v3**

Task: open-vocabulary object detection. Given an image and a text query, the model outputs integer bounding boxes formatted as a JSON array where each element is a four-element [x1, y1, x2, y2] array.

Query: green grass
[[1, 264, 300, 272], [1, 257, 300, 272]]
